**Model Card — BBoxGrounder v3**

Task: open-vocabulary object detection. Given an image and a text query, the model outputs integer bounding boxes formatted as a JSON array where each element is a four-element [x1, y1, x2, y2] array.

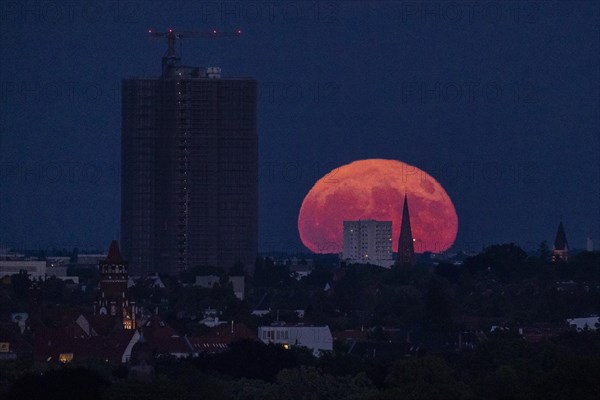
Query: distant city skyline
[[0, 1, 598, 254]]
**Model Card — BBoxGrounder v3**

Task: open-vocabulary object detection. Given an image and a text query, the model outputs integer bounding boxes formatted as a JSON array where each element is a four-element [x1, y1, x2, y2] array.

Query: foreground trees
[[4, 331, 600, 400]]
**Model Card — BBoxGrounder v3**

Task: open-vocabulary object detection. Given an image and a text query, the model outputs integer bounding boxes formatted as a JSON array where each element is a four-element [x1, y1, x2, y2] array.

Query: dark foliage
[[191, 340, 300, 381], [8, 367, 109, 400]]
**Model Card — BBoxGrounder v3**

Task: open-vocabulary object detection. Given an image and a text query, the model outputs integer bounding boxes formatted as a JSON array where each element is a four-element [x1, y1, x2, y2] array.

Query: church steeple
[[552, 221, 569, 262], [94, 240, 136, 330], [99, 241, 128, 296], [107, 240, 125, 264], [396, 194, 416, 266]]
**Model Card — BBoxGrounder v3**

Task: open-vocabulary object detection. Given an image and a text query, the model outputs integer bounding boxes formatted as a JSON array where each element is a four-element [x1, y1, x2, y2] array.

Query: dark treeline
[[3, 331, 600, 399], [248, 245, 600, 330]]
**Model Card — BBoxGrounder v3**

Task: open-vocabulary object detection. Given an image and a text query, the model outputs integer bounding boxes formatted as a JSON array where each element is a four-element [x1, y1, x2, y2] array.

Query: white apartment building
[[258, 324, 333, 356], [342, 220, 394, 268]]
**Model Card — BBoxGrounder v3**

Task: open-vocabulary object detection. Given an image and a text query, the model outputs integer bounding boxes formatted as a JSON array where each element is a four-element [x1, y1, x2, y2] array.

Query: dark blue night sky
[[1, 1, 598, 253]]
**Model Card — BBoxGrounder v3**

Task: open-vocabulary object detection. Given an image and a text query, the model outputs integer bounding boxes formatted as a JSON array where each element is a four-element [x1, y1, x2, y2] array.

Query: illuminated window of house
[[123, 317, 133, 330], [59, 353, 73, 363]]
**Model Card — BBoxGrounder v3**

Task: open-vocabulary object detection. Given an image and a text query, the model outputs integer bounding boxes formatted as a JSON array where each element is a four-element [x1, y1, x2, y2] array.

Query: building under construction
[[121, 30, 257, 276]]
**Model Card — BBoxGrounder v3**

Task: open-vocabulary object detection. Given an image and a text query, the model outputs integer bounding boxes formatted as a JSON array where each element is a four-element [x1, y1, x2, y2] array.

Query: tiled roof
[[187, 323, 258, 353], [33, 328, 135, 363]]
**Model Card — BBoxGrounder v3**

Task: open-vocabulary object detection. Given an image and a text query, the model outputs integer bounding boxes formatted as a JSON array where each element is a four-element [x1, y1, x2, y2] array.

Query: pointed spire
[[107, 240, 124, 264], [397, 194, 416, 266], [553, 222, 568, 251], [552, 221, 569, 262]]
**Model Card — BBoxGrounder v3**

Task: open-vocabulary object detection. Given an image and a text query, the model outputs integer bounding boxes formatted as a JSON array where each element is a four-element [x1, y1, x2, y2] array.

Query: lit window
[[123, 316, 134, 330]]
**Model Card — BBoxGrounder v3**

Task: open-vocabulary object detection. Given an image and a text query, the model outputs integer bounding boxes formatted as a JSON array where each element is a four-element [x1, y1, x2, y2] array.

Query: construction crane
[[148, 28, 241, 76]]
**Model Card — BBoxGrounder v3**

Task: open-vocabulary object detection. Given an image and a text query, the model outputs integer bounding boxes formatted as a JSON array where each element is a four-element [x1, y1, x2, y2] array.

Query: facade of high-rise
[[342, 220, 394, 268], [396, 195, 416, 266], [122, 33, 257, 276]]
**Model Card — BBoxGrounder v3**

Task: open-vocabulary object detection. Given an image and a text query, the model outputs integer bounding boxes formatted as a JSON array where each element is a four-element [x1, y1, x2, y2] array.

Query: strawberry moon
[[298, 159, 458, 254]]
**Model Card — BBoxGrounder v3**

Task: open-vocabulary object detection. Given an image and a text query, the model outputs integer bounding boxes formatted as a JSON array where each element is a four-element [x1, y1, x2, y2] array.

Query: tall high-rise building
[[122, 32, 257, 276], [342, 220, 394, 268], [396, 194, 416, 266]]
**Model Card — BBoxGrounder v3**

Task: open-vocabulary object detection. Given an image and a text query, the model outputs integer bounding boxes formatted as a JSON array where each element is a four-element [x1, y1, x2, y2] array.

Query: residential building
[[342, 220, 393, 268], [567, 316, 599, 331], [258, 324, 333, 356], [121, 31, 257, 276], [0, 260, 46, 279]]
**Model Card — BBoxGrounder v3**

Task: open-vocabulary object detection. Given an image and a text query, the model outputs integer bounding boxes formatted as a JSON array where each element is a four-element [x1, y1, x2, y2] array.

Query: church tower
[[552, 221, 569, 262], [396, 194, 416, 266], [94, 240, 136, 330]]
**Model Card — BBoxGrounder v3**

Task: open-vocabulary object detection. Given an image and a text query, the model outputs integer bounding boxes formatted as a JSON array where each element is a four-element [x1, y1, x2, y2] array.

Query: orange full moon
[[298, 159, 458, 254]]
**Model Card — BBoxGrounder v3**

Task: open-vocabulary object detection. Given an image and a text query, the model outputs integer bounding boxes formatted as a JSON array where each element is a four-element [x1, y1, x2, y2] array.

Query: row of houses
[[32, 313, 259, 364], [3, 308, 597, 365], [0, 308, 335, 364]]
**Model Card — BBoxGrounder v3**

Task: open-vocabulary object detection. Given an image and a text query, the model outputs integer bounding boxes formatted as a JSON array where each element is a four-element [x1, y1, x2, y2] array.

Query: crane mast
[[148, 28, 241, 77]]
